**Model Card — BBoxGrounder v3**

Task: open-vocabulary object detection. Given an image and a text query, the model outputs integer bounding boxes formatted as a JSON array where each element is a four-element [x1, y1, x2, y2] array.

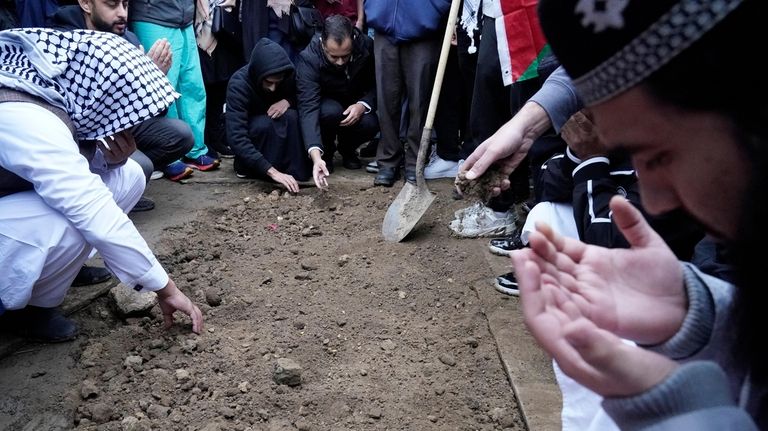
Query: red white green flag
[[496, 0, 550, 85]]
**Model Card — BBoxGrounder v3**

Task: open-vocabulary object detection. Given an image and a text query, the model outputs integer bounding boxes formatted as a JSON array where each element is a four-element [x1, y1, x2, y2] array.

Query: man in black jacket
[[226, 38, 322, 192], [296, 15, 378, 172]]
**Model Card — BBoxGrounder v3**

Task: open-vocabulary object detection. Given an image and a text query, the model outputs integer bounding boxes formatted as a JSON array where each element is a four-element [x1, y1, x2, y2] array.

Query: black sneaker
[[494, 272, 519, 296], [488, 231, 526, 256]]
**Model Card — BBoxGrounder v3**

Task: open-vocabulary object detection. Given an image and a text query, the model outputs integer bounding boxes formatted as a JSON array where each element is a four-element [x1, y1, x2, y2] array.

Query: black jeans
[[132, 116, 194, 169], [319, 98, 380, 160]]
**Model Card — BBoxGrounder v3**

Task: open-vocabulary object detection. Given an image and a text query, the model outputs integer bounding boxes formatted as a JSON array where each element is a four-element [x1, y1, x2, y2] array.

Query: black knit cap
[[538, 0, 744, 105]]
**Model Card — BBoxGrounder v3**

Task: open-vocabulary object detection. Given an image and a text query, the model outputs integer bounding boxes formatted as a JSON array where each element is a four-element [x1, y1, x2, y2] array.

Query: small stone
[[434, 387, 445, 395], [359, 369, 367, 376], [205, 289, 222, 307], [294, 418, 311, 431], [80, 379, 99, 399], [149, 339, 165, 349], [220, 406, 236, 419], [147, 404, 170, 419], [380, 339, 396, 351], [124, 355, 143, 372], [110, 283, 157, 316], [175, 369, 191, 382], [89, 402, 114, 424], [336, 318, 347, 327], [464, 337, 479, 348], [31, 371, 46, 378], [368, 408, 382, 419], [273, 358, 302, 386], [238, 381, 250, 393], [438, 353, 457, 367], [300, 261, 317, 271], [427, 415, 438, 423], [294, 321, 306, 330], [295, 273, 312, 281], [490, 408, 516, 428], [337, 255, 350, 267], [181, 339, 198, 353], [398, 291, 406, 299]]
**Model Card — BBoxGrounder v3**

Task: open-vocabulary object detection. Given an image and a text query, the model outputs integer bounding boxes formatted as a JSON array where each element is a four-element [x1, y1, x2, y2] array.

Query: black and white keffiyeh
[[0, 28, 178, 140]]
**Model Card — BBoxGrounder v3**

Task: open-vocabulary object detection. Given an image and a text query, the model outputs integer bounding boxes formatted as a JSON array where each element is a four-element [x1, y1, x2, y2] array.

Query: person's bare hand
[[146, 38, 172, 75], [98, 131, 136, 165], [268, 167, 300, 193], [156, 278, 204, 334], [312, 159, 330, 189], [458, 102, 551, 197], [267, 99, 290, 119], [339, 103, 365, 127], [512, 196, 688, 346], [560, 110, 607, 160]]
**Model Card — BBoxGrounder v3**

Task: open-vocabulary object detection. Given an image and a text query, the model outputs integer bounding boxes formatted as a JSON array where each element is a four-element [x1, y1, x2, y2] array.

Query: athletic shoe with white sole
[[494, 272, 519, 296], [448, 202, 517, 237], [488, 232, 526, 256]]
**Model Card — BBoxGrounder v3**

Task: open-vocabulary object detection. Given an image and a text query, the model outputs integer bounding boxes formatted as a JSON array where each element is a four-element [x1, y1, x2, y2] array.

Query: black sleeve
[[225, 71, 272, 175], [536, 153, 575, 204], [571, 158, 635, 248], [295, 53, 323, 152]]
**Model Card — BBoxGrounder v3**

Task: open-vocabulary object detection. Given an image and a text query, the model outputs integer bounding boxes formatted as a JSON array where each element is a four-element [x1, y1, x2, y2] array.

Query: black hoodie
[[226, 38, 298, 175]]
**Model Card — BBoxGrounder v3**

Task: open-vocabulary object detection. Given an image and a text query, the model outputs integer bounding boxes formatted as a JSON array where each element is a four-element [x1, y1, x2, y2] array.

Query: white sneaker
[[150, 170, 164, 180], [449, 202, 517, 238], [424, 153, 460, 179]]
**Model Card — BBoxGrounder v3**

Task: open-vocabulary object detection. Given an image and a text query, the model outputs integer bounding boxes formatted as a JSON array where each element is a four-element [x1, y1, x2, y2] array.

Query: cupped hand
[[517, 255, 678, 396], [513, 196, 688, 346], [156, 278, 204, 334]]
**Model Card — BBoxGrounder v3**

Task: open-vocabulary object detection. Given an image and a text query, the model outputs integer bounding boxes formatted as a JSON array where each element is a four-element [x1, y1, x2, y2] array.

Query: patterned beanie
[[0, 28, 178, 140], [538, 0, 745, 106]]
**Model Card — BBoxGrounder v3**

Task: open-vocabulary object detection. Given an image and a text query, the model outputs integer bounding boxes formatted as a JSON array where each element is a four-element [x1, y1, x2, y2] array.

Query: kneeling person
[[227, 38, 321, 192], [0, 29, 203, 341], [296, 15, 379, 172]]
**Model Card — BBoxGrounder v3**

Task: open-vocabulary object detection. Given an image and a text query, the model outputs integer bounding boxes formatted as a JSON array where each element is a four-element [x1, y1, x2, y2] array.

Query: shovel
[[381, 0, 462, 242]]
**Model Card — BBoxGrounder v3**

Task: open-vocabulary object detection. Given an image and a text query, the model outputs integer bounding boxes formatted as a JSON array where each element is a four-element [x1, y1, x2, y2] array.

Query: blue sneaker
[[184, 154, 221, 171], [163, 160, 193, 182]]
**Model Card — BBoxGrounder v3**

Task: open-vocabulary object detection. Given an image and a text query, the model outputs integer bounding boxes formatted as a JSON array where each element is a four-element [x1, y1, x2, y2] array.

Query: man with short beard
[[296, 15, 378, 175]]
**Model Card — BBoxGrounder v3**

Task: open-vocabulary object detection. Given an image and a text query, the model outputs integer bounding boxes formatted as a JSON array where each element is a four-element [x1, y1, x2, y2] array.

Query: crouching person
[[0, 29, 203, 341], [227, 38, 323, 193]]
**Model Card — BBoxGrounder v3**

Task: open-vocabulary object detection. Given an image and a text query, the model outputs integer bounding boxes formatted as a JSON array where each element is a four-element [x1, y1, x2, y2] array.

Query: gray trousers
[[373, 33, 440, 172]]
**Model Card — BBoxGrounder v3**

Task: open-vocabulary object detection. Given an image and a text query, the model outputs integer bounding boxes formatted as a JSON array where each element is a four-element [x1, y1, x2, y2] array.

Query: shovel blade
[[382, 183, 437, 242]]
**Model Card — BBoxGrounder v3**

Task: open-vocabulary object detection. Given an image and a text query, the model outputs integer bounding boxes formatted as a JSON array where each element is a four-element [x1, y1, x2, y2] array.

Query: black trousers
[[132, 116, 194, 169], [319, 98, 380, 160]]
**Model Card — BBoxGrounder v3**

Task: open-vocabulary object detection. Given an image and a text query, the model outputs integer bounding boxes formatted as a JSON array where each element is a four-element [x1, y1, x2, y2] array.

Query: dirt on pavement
[[0, 170, 537, 431]]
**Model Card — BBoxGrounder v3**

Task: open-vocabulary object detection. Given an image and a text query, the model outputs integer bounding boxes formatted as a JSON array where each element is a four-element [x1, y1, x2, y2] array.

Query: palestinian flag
[[495, 0, 550, 86]]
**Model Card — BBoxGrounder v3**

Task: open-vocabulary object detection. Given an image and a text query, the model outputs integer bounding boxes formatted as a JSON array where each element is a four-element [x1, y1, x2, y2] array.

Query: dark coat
[[295, 28, 375, 150], [225, 38, 298, 175]]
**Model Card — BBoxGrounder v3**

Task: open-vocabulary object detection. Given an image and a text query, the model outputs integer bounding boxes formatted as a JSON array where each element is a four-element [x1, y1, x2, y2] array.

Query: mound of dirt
[[0, 182, 525, 431]]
